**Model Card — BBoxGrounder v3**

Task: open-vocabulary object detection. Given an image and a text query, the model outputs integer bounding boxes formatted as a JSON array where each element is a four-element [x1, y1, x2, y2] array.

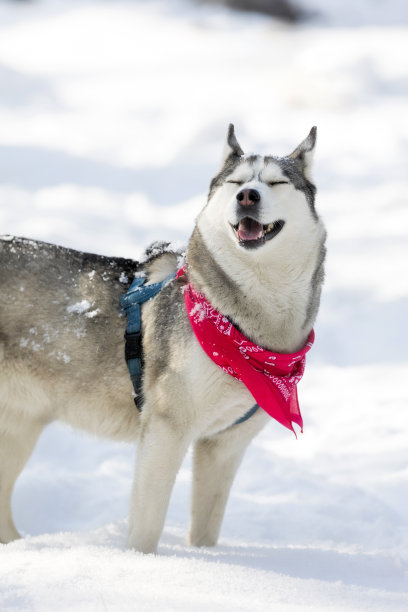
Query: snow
[[67, 300, 92, 315], [67, 300, 99, 318], [0, 0, 408, 609]]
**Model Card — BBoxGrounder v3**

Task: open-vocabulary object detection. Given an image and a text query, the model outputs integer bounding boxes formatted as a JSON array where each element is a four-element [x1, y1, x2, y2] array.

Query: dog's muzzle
[[232, 188, 285, 248]]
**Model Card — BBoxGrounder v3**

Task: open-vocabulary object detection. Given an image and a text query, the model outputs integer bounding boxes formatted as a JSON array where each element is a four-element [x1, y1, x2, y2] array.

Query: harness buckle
[[124, 330, 142, 361]]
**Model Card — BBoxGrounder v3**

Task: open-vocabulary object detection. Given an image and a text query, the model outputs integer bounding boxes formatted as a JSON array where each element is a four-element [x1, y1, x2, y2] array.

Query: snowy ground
[[0, 0, 408, 609]]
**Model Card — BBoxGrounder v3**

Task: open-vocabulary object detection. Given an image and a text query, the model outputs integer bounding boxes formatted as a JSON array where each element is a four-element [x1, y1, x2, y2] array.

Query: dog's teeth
[[267, 222, 275, 232]]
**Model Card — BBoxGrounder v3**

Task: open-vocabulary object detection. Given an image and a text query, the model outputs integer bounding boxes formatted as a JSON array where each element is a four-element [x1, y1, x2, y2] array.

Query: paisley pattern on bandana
[[182, 275, 314, 434]]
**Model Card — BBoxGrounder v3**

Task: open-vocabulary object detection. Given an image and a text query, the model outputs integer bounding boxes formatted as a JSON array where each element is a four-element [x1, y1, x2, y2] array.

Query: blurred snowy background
[[0, 0, 407, 610]]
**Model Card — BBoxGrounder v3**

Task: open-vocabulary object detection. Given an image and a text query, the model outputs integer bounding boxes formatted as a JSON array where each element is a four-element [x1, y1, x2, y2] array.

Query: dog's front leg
[[189, 411, 269, 547], [127, 413, 190, 554]]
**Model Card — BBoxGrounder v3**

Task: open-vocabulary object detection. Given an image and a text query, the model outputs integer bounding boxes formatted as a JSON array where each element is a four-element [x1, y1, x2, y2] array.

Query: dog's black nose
[[236, 188, 260, 207]]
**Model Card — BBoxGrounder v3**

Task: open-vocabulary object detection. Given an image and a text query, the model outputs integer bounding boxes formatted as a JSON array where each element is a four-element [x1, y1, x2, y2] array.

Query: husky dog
[[0, 126, 326, 553]]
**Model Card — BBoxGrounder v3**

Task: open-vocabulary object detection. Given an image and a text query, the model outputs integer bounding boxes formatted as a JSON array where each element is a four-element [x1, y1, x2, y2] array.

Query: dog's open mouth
[[231, 217, 285, 248]]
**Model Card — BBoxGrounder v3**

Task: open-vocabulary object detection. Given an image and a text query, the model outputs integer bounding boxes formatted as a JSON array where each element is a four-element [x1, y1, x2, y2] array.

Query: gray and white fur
[[0, 125, 326, 553]]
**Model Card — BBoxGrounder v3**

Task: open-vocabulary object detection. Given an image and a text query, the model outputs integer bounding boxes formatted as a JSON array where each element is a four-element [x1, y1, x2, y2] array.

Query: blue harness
[[120, 272, 176, 408], [120, 272, 259, 427]]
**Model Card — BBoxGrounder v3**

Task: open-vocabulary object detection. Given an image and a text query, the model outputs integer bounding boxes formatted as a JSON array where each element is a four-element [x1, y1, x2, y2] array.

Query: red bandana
[[178, 269, 314, 435]]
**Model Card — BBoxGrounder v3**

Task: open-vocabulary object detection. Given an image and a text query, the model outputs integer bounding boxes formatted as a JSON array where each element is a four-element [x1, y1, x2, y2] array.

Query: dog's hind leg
[[127, 413, 191, 554], [188, 410, 269, 547], [0, 419, 44, 543]]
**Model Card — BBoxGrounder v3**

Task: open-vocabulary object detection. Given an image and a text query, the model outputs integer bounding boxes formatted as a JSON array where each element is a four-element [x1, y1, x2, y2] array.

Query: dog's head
[[198, 125, 322, 259]]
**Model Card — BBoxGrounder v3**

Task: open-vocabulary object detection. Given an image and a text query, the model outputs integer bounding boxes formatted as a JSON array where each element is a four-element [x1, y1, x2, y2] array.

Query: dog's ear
[[221, 124, 244, 165], [288, 126, 317, 181]]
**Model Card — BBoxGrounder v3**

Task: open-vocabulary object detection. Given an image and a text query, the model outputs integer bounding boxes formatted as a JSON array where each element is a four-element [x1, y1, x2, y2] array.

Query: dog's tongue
[[237, 218, 263, 241]]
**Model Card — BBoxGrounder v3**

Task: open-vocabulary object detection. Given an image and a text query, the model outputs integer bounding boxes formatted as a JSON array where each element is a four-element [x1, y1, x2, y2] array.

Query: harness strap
[[120, 272, 176, 408], [232, 403, 259, 426]]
